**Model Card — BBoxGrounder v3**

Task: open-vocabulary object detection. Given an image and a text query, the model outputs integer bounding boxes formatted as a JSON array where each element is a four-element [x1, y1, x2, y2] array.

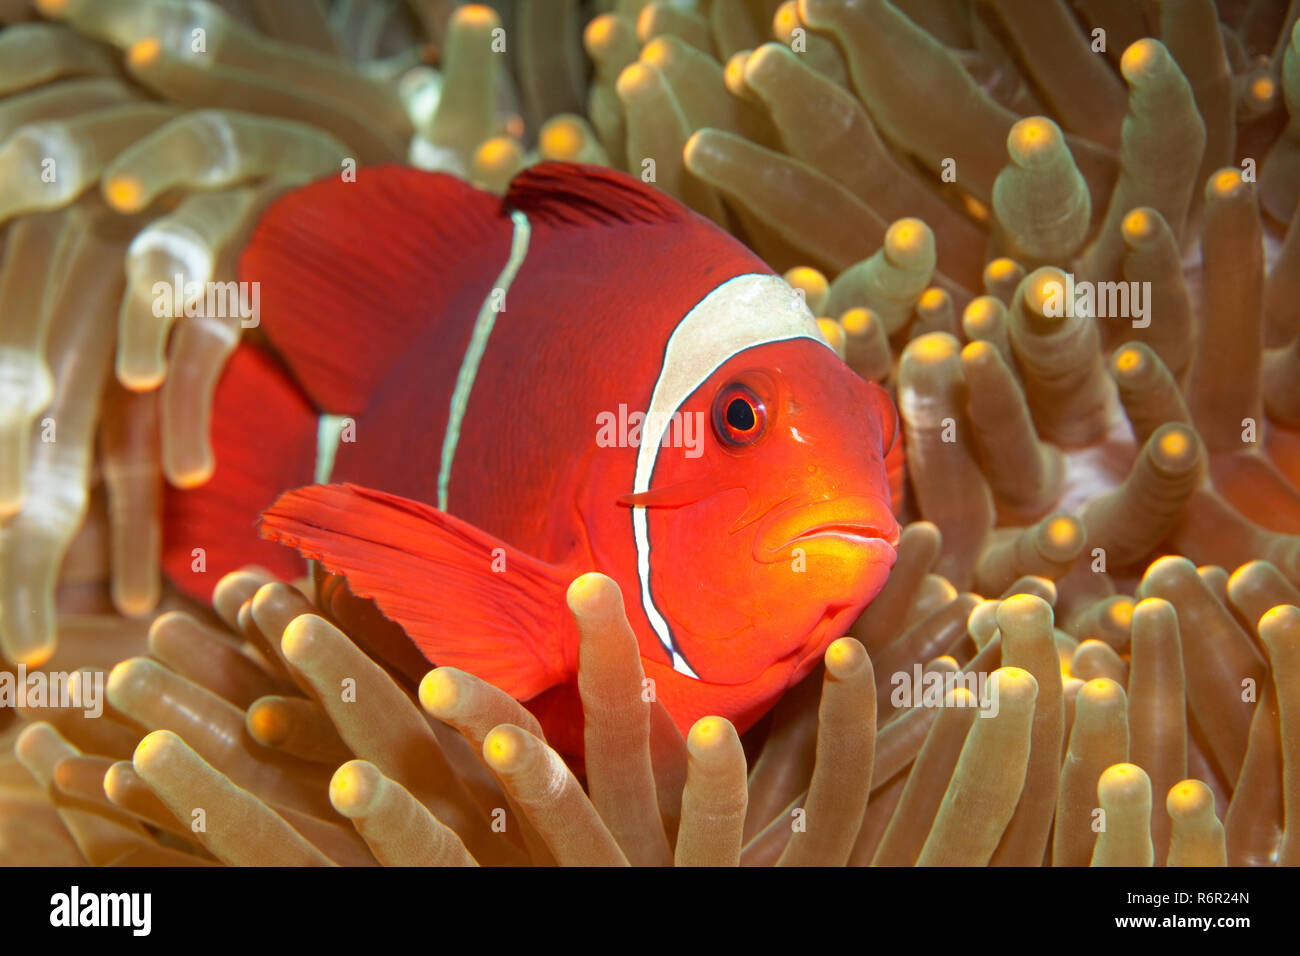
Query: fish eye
[[712, 382, 766, 447]]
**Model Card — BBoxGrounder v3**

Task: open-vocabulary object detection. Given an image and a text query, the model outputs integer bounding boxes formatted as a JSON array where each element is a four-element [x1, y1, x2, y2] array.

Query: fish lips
[[753, 494, 901, 565]]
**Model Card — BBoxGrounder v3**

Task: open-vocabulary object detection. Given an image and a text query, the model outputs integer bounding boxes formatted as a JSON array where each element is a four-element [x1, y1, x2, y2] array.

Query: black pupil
[[726, 397, 756, 431]]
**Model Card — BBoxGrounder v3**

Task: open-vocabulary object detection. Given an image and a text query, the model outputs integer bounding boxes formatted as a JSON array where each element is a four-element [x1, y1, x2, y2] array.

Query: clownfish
[[163, 163, 903, 757]]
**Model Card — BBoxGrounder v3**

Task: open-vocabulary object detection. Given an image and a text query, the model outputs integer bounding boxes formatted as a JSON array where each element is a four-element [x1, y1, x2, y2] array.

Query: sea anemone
[[2, 0, 1299, 867]]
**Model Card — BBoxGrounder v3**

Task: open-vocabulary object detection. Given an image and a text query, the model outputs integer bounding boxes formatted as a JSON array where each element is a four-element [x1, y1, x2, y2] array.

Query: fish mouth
[[754, 494, 901, 563]]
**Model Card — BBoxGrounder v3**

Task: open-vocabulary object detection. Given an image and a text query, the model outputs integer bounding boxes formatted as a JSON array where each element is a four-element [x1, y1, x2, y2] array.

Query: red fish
[[163, 163, 903, 757]]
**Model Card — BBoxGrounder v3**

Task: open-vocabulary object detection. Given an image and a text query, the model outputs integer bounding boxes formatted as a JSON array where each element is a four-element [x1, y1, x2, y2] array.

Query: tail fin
[[162, 344, 318, 601]]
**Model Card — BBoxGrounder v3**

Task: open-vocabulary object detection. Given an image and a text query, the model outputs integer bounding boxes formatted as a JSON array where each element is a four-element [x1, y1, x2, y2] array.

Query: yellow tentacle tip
[[128, 37, 162, 69], [640, 37, 671, 67], [682, 129, 705, 168], [12, 643, 54, 668], [884, 217, 931, 264], [773, 1, 800, 38], [906, 331, 959, 364], [724, 50, 752, 96], [784, 265, 828, 300], [418, 668, 461, 717], [483, 725, 525, 772], [454, 4, 500, 29], [1099, 761, 1150, 801], [167, 460, 216, 490], [1259, 603, 1300, 634], [474, 136, 522, 172], [1157, 428, 1190, 459], [1150, 423, 1199, 472], [616, 61, 655, 100], [103, 761, 131, 801], [947, 685, 977, 708], [104, 175, 146, 213], [985, 257, 1019, 281], [817, 318, 846, 357], [840, 307, 872, 335], [1022, 266, 1069, 320], [539, 117, 584, 160], [279, 613, 323, 662], [106, 657, 142, 698], [329, 760, 374, 816], [566, 571, 617, 614], [245, 699, 288, 745], [583, 14, 613, 48], [1120, 38, 1161, 79], [1102, 761, 1140, 782], [1165, 778, 1214, 818], [990, 665, 1039, 704], [1141, 555, 1196, 595], [1044, 515, 1083, 552], [1249, 75, 1277, 104], [1008, 116, 1059, 163], [1121, 207, 1156, 243], [634, 4, 660, 42], [1107, 597, 1135, 630], [132, 729, 178, 774], [825, 636, 866, 676], [918, 287, 947, 311], [963, 295, 1000, 328], [688, 715, 731, 753], [961, 339, 993, 365], [962, 194, 990, 222], [743, 43, 784, 86], [998, 593, 1054, 633], [1113, 345, 1145, 376], [1209, 167, 1246, 199]]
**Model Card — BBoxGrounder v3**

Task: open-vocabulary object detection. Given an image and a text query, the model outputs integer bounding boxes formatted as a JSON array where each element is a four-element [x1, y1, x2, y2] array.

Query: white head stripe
[[632, 273, 831, 675]]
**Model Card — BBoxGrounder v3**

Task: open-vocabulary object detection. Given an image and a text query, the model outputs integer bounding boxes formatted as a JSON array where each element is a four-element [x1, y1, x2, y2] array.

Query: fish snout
[[754, 494, 900, 563]]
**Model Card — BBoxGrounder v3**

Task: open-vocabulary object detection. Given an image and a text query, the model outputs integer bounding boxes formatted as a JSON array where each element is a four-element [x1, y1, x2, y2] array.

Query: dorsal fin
[[505, 161, 688, 228], [239, 164, 513, 415]]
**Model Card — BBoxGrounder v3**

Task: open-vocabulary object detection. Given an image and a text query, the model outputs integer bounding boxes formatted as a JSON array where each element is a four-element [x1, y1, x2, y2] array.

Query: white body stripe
[[438, 209, 532, 511], [315, 413, 348, 484], [313, 213, 532, 502], [633, 273, 831, 676]]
